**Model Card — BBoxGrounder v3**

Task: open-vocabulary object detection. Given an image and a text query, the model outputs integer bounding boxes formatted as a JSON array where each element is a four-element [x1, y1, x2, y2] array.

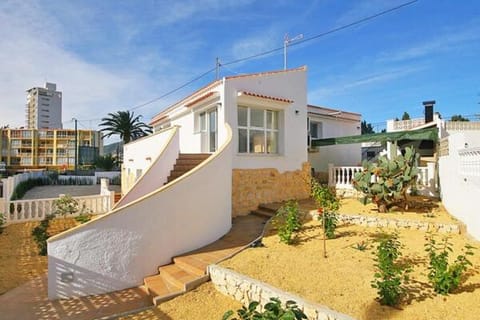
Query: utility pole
[[73, 118, 78, 175], [283, 33, 303, 70]]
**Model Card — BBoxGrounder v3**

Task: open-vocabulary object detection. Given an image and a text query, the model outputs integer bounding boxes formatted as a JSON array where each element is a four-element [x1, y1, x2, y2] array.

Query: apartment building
[[26, 82, 62, 129], [0, 128, 102, 171]]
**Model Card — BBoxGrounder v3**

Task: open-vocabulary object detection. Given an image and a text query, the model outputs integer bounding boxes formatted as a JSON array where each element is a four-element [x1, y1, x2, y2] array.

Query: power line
[[77, 0, 419, 116]]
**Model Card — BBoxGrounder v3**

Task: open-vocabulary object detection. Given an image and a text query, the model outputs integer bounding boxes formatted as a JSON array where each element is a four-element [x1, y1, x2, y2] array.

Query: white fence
[[1, 171, 46, 200], [4, 194, 112, 224], [328, 164, 437, 196]]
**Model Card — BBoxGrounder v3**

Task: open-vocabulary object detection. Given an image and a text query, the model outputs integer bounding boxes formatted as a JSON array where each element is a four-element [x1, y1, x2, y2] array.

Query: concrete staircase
[[166, 153, 211, 184]]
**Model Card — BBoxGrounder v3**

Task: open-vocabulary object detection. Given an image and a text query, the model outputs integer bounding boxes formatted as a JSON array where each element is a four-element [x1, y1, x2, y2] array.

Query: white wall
[[47, 125, 233, 299], [439, 131, 480, 240], [225, 68, 308, 172], [121, 127, 178, 195], [117, 127, 179, 208], [308, 115, 361, 172]]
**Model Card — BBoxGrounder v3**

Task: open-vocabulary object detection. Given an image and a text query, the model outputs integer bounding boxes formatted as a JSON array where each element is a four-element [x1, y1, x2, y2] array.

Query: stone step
[[173, 255, 210, 277], [173, 163, 199, 172], [175, 158, 207, 166], [178, 153, 211, 160], [159, 264, 208, 291], [143, 274, 183, 305], [251, 208, 276, 218]]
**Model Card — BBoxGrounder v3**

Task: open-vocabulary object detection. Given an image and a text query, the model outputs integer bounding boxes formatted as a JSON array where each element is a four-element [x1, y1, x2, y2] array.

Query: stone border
[[209, 265, 355, 320], [308, 210, 463, 234]]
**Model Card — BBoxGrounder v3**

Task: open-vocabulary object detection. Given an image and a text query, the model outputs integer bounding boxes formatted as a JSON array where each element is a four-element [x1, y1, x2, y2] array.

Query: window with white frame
[[238, 106, 279, 154]]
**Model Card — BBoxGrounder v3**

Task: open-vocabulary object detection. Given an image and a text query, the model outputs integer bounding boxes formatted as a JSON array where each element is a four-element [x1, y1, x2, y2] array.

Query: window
[[238, 106, 279, 154], [308, 118, 323, 147]]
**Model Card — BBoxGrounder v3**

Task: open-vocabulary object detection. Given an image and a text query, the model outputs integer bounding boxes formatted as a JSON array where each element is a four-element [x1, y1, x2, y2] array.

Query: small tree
[[274, 200, 302, 245], [361, 120, 375, 135], [371, 233, 410, 306], [353, 147, 419, 213], [94, 154, 117, 171], [450, 114, 469, 122], [53, 195, 79, 217], [401, 112, 411, 120]]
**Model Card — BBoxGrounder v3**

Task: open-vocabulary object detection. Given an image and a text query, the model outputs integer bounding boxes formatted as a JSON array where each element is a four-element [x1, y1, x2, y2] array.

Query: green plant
[[425, 234, 475, 295], [53, 195, 79, 217], [222, 297, 307, 320], [94, 154, 117, 171], [274, 200, 302, 245], [371, 233, 410, 306], [353, 146, 419, 213], [31, 214, 54, 255], [0, 213, 5, 234], [311, 180, 340, 239], [353, 240, 369, 251], [74, 214, 92, 224]]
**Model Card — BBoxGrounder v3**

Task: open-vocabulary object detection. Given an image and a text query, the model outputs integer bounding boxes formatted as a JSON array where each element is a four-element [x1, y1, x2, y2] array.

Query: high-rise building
[[26, 82, 62, 129]]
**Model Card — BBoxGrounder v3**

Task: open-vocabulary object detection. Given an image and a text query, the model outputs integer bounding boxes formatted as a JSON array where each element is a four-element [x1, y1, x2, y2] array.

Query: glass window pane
[[266, 110, 278, 129], [238, 129, 248, 153], [200, 112, 206, 131], [310, 122, 318, 138], [249, 130, 265, 153], [267, 131, 278, 154], [250, 109, 264, 128], [238, 106, 247, 127]]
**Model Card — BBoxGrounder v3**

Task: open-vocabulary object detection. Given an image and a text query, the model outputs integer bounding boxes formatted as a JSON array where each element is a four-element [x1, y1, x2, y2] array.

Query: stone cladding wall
[[232, 163, 311, 217]]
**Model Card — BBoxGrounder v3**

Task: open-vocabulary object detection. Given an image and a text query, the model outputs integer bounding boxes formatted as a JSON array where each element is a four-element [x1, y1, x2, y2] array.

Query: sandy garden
[[1, 196, 478, 320]]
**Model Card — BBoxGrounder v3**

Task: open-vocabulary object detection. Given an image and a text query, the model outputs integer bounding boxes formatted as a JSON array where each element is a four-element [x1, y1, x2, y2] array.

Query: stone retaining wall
[[209, 265, 355, 320], [309, 210, 464, 234], [232, 163, 311, 217]]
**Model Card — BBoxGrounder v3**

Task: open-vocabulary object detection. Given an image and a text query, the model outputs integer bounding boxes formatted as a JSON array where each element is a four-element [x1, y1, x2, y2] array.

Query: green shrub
[[274, 200, 302, 245], [353, 146, 419, 213], [10, 177, 49, 200], [31, 215, 54, 255], [74, 214, 91, 224], [371, 233, 410, 306], [0, 213, 5, 234], [425, 234, 475, 295], [53, 195, 79, 217], [311, 179, 340, 239], [222, 297, 307, 320]]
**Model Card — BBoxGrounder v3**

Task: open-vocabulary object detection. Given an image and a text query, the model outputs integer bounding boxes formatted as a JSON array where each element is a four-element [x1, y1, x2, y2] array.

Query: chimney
[[422, 100, 435, 123]]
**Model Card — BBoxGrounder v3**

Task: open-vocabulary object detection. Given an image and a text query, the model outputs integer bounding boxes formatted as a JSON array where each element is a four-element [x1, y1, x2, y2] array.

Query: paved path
[[23, 185, 121, 200], [0, 215, 267, 320]]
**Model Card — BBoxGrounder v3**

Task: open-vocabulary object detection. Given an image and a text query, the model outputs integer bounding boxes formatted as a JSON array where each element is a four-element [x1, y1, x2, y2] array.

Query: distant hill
[[103, 141, 123, 155]]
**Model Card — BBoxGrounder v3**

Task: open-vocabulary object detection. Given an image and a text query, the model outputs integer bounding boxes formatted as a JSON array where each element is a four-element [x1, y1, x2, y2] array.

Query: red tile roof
[[239, 91, 293, 103]]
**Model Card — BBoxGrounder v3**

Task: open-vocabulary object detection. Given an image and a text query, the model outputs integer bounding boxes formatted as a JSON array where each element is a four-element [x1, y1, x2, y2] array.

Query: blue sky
[[0, 0, 479, 136]]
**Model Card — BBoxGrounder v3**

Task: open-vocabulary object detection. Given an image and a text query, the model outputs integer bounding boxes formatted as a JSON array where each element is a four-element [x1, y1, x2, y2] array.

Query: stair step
[[173, 164, 198, 172], [159, 264, 208, 291], [175, 159, 207, 166], [143, 274, 183, 305], [178, 153, 211, 160], [252, 208, 276, 218], [173, 256, 209, 277]]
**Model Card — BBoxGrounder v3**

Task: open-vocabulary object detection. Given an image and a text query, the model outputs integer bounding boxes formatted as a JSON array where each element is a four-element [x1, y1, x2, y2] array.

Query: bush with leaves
[[311, 179, 340, 239], [53, 195, 79, 217], [371, 233, 410, 306], [274, 200, 302, 245], [31, 214, 54, 255], [425, 234, 475, 295], [222, 297, 307, 320]]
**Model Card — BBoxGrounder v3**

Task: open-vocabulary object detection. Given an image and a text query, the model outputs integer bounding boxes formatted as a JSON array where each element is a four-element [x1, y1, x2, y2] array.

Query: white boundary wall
[[439, 131, 480, 240], [47, 125, 233, 299], [118, 127, 179, 207]]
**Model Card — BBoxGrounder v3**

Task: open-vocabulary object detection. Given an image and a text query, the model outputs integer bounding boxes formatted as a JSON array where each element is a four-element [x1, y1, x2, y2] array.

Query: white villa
[[46, 67, 363, 300]]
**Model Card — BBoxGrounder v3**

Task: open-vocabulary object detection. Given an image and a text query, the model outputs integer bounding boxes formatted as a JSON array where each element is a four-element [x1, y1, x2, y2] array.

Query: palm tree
[[99, 110, 152, 144]]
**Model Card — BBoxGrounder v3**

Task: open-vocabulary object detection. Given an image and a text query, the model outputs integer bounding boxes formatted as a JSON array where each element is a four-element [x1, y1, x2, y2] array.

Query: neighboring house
[[307, 105, 361, 181], [47, 66, 362, 300]]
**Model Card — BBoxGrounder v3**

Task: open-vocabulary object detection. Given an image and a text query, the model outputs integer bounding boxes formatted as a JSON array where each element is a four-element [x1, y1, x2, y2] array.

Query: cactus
[[353, 146, 419, 213]]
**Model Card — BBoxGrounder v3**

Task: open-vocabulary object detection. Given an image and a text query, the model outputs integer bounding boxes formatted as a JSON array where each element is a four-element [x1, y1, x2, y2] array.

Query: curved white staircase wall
[[118, 126, 179, 208], [47, 124, 233, 299]]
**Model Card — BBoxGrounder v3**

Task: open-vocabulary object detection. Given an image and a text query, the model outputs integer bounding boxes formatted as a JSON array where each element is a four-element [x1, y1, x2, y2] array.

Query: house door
[[200, 108, 217, 153]]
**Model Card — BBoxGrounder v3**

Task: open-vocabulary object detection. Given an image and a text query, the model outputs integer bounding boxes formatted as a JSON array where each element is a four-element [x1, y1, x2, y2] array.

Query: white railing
[[1, 171, 46, 200], [4, 193, 112, 224], [393, 118, 425, 131], [328, 164, 437, 196], [459, 147, 480, 177], [446, 121, 480, 131], [328, 165, 363, 189]]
